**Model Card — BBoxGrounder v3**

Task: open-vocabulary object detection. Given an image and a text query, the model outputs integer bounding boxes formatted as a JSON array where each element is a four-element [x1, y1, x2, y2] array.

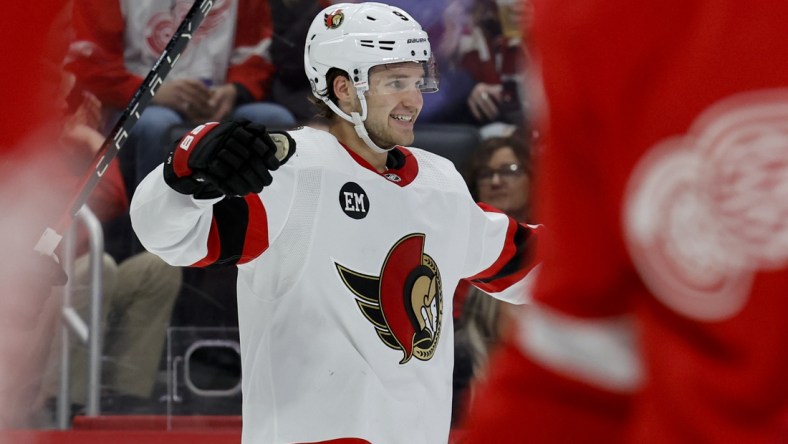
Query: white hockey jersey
[[130, 126, 539, 443]]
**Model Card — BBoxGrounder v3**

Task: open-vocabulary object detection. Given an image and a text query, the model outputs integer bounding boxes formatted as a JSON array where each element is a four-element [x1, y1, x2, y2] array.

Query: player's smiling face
[[362, 62, 424, 148]]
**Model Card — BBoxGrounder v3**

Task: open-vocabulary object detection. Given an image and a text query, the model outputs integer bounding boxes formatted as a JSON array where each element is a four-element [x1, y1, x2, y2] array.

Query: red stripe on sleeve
[[238, 194, 269, 264], [172, 122, 220, 177], [191, 218, 221, 267], [477, 201, 504, 215]]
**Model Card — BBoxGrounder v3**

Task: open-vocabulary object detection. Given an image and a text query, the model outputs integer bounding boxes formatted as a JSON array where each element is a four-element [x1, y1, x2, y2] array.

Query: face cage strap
[[322, 87, 393, 154]]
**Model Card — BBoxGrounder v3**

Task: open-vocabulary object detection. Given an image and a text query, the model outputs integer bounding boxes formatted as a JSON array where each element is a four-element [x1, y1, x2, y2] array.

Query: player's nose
[[400, 88, 423, 108]]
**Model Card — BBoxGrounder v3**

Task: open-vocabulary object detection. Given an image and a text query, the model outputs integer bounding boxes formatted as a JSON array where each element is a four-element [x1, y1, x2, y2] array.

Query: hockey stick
[[35, 0, 215, 256]]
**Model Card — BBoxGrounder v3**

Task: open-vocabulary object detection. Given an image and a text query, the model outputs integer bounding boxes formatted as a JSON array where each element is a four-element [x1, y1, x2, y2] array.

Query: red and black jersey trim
[[340, 143, 419, 187], [467, 203, 538, 293], [191, 194, 269, 267]]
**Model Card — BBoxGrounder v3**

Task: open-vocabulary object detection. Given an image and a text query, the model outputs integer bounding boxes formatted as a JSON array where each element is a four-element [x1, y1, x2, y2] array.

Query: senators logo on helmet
[[336, 233, 443, 364], [324, 9, 344, 29]]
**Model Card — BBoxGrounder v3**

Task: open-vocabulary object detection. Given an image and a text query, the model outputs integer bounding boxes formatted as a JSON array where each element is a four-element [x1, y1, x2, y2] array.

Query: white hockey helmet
[[304, 2, 439, 152]]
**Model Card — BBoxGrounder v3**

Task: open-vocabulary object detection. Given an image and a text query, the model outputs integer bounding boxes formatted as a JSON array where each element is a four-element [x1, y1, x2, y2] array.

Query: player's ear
[[334, 75, 356, 111]]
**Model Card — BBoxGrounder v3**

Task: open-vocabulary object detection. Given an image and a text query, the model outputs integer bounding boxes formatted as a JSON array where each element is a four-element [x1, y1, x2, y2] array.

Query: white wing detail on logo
[[624, 90, 788, 321]]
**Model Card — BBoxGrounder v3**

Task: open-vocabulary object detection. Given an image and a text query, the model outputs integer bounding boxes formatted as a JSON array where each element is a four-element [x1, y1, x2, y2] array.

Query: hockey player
[[130, 3, 540, 443]]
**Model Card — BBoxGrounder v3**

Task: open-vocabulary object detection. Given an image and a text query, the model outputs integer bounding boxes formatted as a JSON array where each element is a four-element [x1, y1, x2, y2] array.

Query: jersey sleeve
[[130, 161, 297, 268], [462, 201, 541, 304]]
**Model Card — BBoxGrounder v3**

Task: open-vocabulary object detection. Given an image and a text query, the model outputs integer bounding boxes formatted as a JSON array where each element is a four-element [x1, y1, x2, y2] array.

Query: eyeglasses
[[476, 163, 525, 183]]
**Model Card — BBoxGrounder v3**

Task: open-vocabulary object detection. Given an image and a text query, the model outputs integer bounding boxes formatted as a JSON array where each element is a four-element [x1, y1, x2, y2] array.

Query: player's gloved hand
[[163, 118, 296, 199]]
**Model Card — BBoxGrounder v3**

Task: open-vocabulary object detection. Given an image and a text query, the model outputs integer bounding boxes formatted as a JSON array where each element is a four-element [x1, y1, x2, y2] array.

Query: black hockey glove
[[163, 118, 296, 199]]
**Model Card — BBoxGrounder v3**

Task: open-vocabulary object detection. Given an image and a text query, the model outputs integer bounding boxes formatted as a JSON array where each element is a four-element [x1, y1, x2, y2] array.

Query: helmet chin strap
[[322, 90, 394, 154], [351, 112, 391, 154]]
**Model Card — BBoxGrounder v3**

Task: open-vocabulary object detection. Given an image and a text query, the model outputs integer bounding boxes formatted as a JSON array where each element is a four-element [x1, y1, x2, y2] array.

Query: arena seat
[[413, 123, 481, 173]]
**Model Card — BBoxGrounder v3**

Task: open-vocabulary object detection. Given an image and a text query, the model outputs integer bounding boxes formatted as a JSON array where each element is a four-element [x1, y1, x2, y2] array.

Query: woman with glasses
[[467, 136, 533, 222]]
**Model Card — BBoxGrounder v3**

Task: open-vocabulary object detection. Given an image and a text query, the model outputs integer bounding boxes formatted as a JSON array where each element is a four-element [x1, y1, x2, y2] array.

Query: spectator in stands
[[452, 134, 534, 425], [58, 249, 180, 414], [441, 0, 532, 134], [465, 135, 533, 222], [66, 0, 298, 195]]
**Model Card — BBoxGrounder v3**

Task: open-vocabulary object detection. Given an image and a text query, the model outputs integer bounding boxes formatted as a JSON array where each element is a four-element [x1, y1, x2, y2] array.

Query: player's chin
[[390, 128, 415, 147], [398, 133, 415, 147]]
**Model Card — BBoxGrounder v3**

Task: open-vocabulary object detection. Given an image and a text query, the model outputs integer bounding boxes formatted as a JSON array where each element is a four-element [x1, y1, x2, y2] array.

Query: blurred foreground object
[[0, 0, 71, 432], [464, 0, 788, 442]]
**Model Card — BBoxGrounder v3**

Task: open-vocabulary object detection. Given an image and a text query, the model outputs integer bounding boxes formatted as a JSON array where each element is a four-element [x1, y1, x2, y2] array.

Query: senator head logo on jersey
[[335, 233, 443, 364]]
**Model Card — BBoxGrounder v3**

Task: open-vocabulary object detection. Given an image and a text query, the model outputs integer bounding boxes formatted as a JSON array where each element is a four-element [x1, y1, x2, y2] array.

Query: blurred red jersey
[[465, 1, 788, 443]]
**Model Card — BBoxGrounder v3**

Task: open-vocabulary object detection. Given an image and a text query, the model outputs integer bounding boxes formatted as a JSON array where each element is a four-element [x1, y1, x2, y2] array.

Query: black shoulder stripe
[[207, 197, 250, 267], [474, 223, 534, 284]]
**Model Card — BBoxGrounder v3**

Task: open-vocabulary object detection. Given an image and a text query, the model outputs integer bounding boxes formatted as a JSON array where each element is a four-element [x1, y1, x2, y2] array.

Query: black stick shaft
[[35, 0, 215, 256]]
